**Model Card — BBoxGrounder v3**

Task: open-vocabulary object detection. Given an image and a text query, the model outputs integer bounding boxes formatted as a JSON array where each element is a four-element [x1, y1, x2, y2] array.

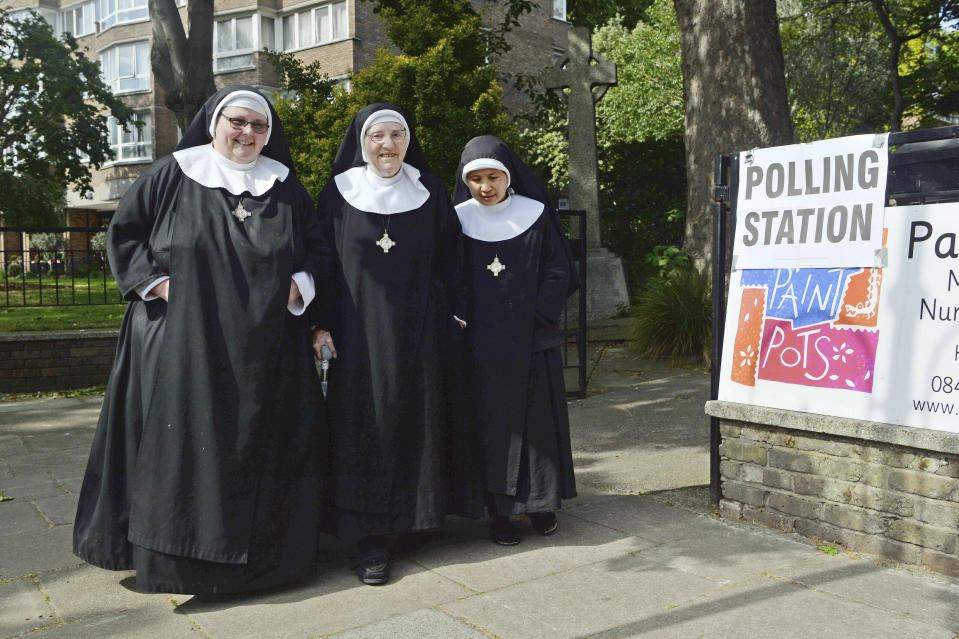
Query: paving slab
[[0, 578, 58, 637], [34, 492, 80, 526], [586, 573, 956, 639], [0, 524, 80, 579], [174, 559, 471, 639], [0, 470, 69, 500], [439, 553, 724, 639], [771, 552, 959, 634], [412, 513, 653, 593], [636, 518, 817, 584], [0, 498, 53, 535], [565, 493, 721, 544], [37, 563, 179, 624], [331, 608, 489, 639], [25, 608, 199, 639]]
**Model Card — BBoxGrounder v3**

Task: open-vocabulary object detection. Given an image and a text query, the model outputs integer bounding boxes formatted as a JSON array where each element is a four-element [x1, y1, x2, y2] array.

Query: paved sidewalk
[[2, 323, 958, 638]]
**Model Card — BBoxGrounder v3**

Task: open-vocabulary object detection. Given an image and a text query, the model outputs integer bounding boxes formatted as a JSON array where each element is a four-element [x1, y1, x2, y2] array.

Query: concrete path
[[2, 324, 958, 638]]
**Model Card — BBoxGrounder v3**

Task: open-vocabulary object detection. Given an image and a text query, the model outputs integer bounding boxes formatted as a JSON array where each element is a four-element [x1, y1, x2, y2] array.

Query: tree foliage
[[788, 0, 959, 133], [566, 0, 653, 27], [0, 9, 133, 225], [780, 0, 889, 141], [271, 0, 528, 199]]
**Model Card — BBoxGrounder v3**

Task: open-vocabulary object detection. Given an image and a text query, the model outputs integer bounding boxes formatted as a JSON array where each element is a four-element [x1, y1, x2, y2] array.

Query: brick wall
[[0, 330, 119, 394], [707, 401, 959, 578]]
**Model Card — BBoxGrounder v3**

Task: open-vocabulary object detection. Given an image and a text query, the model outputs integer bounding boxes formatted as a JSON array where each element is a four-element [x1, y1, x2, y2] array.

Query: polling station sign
[[733, 134, 889, 270], [719, 201, 959, 434]]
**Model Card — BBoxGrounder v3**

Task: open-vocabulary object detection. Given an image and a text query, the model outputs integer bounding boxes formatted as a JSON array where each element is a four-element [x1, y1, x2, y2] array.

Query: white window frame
[[106, 110, 153, 164], [100, 40, 151, 94], [58, 1, 95, 38], [98, 0, 148, 32], [552, 0, 567, 22], [214, 14, 256, 73], [280, 0, 348, 52]]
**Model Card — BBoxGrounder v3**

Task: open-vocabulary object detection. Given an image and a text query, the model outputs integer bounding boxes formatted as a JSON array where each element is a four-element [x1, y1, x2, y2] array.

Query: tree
[[0, 10, 133, 226], [149, 0, 215, 133], [780, 0, 889, 141], [673, 0, 793, 271], [271, 0, 530, 197]]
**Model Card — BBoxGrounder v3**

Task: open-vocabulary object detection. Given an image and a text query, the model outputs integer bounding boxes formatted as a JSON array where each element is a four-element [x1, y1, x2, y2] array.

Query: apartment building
[[3, 0, 569, 226]]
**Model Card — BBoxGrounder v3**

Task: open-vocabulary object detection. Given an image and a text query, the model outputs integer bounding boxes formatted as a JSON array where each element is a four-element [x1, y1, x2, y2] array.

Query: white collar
[[173, 145, 289, 196], [333, 163, 430, 214], [455, 193, 544, 241]]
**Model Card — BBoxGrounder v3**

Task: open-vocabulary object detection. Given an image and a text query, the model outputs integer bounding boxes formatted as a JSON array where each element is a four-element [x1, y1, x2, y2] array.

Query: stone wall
[[0, 330, 119, 394], [706, 401, 959, 578]]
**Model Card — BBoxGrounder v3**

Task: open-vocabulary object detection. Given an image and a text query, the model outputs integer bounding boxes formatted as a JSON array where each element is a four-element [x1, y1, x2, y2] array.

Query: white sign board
[[734, 134, 889, 270], [719, 202, 959, 434]]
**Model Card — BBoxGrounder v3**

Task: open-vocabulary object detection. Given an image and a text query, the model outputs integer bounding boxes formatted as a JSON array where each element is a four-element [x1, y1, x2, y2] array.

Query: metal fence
[[559, 209, 588, 399], [0, 226, 120, 307]]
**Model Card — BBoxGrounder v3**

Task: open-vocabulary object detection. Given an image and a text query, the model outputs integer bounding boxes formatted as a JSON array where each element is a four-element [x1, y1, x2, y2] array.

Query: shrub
[[89, 231, 107, 252], [7, 261, 23, 278], [629, 265, 711, 364], [29, 232, 65, 252]]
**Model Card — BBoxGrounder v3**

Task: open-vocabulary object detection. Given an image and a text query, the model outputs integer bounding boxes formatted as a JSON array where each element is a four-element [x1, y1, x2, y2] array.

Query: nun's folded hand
[[312, 328, 336, 360], [150, 279, 170, 302], [288, 279, 301, 305]]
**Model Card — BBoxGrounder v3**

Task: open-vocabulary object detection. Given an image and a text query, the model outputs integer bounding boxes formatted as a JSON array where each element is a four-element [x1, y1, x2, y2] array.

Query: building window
[[552, 47, 566, 66], [59, 1, 95, 37], [108, 111, 152, 162], [552, 0, 566, 21], [215, 16, 254, 72], [281, 0, 348, 51], [101, 41, 150, 93], [98, 0, 148, 30]]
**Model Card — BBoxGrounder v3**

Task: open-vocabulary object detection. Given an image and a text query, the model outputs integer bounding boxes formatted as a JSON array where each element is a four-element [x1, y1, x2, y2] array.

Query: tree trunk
[[673, 0, 793, 271], [149, 0, 215, 134]]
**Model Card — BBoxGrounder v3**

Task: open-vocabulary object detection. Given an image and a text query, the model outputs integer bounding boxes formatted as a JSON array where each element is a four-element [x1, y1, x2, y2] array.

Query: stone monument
[[544, 26, 630, 319]]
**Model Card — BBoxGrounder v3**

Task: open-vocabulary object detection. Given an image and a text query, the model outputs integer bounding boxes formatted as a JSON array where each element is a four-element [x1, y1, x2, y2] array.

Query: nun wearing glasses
[[311, 103, 469, 585], [73, 86, 329, 594]]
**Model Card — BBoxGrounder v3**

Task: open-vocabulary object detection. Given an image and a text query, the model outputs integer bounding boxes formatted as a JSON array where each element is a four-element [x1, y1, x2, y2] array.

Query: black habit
[[73, 86, 327, 594], [313, 104, 468, 539], [454, 135, 578, 514]]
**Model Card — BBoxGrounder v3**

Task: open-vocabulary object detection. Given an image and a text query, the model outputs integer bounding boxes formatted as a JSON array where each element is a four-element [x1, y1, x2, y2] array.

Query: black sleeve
[[106, 159, 180, 301], [534, 215, 572, 327], [309, 182, 342, 331]]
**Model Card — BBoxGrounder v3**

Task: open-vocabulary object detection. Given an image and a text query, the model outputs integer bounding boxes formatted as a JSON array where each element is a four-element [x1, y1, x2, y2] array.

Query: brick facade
[[707, 401, 959, 578], [0, 330, 119, 393]]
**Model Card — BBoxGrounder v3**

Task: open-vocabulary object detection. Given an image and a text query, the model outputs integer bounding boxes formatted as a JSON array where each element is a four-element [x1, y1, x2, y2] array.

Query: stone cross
[[543, 26, 617, 249]]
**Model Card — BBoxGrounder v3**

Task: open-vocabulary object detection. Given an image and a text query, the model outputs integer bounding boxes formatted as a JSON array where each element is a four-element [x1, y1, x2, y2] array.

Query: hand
[[312, 328, 336, 360], [288, 279, 301, 305], [150, 279, 169, 301], [455, 318, 466, 329]]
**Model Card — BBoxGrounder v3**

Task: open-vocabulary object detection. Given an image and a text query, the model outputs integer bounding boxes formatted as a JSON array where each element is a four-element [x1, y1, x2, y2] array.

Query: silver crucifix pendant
[[375, 230, 396, 253], [487, 255, 506, 277], [231, 202, 252, 222]]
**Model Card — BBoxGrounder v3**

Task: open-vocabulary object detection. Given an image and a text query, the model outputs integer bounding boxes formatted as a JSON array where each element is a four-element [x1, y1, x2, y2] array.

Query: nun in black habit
[[453, 135, 578, 545], [311, 104, 467, 585], [73, 86, 328, 594]]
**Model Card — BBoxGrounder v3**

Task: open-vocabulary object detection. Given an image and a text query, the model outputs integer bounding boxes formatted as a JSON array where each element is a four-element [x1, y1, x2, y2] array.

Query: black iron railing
[[559, 209, 588, 399], [0, 226, 120, 307]]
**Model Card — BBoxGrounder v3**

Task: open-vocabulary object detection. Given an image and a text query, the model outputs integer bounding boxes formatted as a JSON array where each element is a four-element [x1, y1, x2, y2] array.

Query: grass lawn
[[0, 304, 126, 331]]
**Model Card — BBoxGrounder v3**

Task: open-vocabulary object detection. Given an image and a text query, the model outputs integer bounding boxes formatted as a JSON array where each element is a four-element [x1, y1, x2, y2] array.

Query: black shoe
[[354, 548, 390, 585], [489, 516, 521, 546], [529, 512, 558, 536]]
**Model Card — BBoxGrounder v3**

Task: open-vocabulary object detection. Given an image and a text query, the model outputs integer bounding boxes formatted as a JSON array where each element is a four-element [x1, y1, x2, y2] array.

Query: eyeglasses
[[220, 114, 269, 134], [366, 129, 407, 144]]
